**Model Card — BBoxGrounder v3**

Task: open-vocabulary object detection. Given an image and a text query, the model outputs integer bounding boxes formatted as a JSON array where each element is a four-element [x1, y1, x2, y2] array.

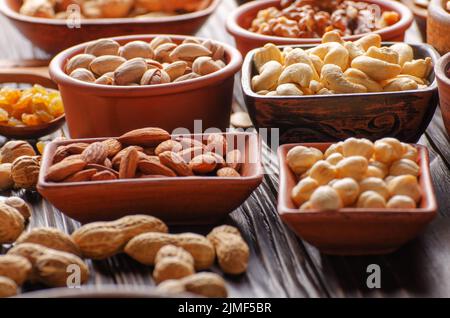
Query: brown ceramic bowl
[[0, 69, 65, 139], [226, 0, 414, 55], [0, 0, 221, 55], [401, 0, 428, 38], [277, 143, 437, 255], [242, 42, 440, 144], [435, 52, 450, 136], [427, 0, 450, 55], [37, 131, 263, 225], [49, 34, 242, 139]]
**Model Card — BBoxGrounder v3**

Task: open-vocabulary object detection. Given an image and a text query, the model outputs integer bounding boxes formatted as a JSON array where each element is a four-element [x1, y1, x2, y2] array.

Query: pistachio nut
[[65, 54, 96, 74], [114, 58, 147, 85], [85, 38, 120, 56], [89, 55, 126, 76], [120, 41, 154, 60]]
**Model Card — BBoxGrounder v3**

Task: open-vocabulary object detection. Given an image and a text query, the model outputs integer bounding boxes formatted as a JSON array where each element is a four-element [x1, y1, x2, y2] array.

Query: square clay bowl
[[277, 143, 437, 255], [37, 132, 263, 225]]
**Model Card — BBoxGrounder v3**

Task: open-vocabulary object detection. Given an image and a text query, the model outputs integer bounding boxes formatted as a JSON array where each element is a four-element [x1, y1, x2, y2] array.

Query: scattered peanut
[[153, 245, 195, 284], [157, 272, 227, 298]]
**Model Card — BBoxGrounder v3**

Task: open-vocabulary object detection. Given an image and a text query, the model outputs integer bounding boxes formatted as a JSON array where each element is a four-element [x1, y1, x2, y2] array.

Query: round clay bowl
[[427, 0, 450, 55], [226, 0, 414, 55], [0, 70, 65, 139], [401, 0, 428, 38], [0, 0, 221, 55], [435, 52, 450, 136], [49, 34, 242, 138]]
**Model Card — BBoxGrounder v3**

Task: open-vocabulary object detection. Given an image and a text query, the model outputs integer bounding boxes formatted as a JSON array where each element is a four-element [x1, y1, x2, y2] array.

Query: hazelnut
[[389, 159, 420, 177], [324, 142, 343, 158], [386, 195, 416, 209], [342, 137, 374, 159], [336, 156, 368, 181], [4, 197, 32, 220], [331, 178, 360, 206], [359, 177, 389, 199], [0, 141, 36, 164], [11, 156, 40, 190], [286, 146, 323, 174], [309, 186, 343, 211], [309, 160, 337, 185], [326, 153, 344, 165], [0, 163, 13, 191], [374, 138, 404, 163], [387, 175, 421, 203], [291, 177, 319, 206], [357, 191, 387, 208], [401, 143, 418, 162]]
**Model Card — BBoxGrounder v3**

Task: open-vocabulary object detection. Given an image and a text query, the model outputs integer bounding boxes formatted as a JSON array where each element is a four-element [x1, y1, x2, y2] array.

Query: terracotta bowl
[[241, 42, 440, 144], [37, 131, 263, 225], [427, 0, 450, 55], [0, 69, 65, 139], [226, 0, 414, 56], [49, 34, 242, 139], [435, 52, 450, 136], [401, 0, 428, 38], [0, 0, 221, 55], [277, 143, 437, 255]]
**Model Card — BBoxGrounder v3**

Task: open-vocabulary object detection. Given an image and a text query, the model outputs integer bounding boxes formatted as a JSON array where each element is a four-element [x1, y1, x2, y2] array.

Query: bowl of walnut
[[0, 0, 220, 55], [226, 0, 413, 55], [277, 137, 437, 255]]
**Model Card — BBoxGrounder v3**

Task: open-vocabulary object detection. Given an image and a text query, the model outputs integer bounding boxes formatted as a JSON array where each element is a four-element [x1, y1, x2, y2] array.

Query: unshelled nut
[[11, 156, 40, 189], [157, 272, 227, 298], [0, 276, 17, 298], [65, 54, 96, 74], [85, 38, 120, 56], [0, 141, 36, 164], [113, 57, 147, 85], [16, 227, 80, 256], [120, 41, 154, 60], [89, 55, 126, 76], [0, 163, 13, 191], [0, 255, 32, 285], [153, 245, 195, 284], [4, 197, 31, 220]]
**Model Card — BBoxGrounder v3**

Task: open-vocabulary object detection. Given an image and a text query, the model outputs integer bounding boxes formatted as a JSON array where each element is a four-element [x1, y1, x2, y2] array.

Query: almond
[[179, 146, 204, 163], [217, 167, 240, 177], [85, 164, 119, 177], [118, 127, 170, 147], [206, 151, 226, 169], [65, 143, 89, 155], [206, 134, 228, 156], [138, 159, 176, 177], [155, 140, 183, 155], [189, 154, 217, 174], [119, 147, 139, 179], [102, 138, 122, 157], [81, 142, 108, 164], [91, 170, 117, 181], [53, 146, 70, 163], [112, 146, 144, 169], [46, 158, 87, 182], [63, 168, 97, 182], [159, 151, 193, 176], [226, 149, 242, 172], [175, 137, 205, 150]]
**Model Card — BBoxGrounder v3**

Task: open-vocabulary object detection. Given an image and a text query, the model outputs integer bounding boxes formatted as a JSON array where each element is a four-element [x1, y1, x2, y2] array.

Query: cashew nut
[[309, 80, 324, 94], [321, 31, 344, 44], [251, 61, 283, 92], [253, 43, 284, 72], [344, 42, 365, 60], [354, 34, 381, 51], [308, 53, 324, 76], [390, 43, 414, 66], [276, 83, 303, 96], [321, 64, 367, 94], [365, 46, 399, 64], [309, 42, 349, 71], [351, 56, 401, 81], [382, 77, 418, 92], [344, 68, 383, 92], [284, 48, 320, 80], [278, 63, 313, 88], [401, 57, 433, 79]]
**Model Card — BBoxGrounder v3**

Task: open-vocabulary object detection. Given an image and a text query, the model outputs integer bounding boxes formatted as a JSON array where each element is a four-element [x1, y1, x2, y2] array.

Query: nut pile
[[20, 0, 211, 19], [0, 85, 64, 127], [249, 0, 399, 39], [287, 137, 422, 210], [0, 212, 249, 297], [45, 127, 244, 183], [0, 140, 41, 190], [251, 31, 432, 96], [65, 36, 226, 86]]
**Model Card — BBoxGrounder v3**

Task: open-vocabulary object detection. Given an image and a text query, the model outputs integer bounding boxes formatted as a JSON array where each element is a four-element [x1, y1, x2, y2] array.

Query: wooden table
[[1, 0, 450, 298]]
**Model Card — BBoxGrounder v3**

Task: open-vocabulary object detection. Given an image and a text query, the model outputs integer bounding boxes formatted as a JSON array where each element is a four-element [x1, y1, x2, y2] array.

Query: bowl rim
[[277, 142, 437, 217], [241, 42, 440, 99], [37, 131, 264, 189], [226, 0, 414, 44], [435, 52, 450, 86], [0, 0, 221, 25], [49, 34, 243, 97]]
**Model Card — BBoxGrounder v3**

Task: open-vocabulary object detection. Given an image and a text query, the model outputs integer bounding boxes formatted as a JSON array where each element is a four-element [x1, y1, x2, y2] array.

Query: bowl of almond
[[277, 137, 437, 255], [49, 34, 242, 138], [37, 127, 263, 224]]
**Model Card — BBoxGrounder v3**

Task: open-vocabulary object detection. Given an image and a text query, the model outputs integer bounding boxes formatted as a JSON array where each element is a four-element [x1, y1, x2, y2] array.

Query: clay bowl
[[226, 0, 414, 56], [49, 34, 242, 139], [241, 42, 440, 144], [0, 0, 221, 55], [427, 0, 450, 55], [37, 131, 263, 225], [0, 68, 65, 139], [277, 143, 437, 255], [401, 0, 428, 38], [435, 52, 450, 136]]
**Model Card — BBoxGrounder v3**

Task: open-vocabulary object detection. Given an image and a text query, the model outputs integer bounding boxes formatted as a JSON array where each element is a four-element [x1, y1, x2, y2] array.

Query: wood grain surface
[[1, 0, 450, 298]]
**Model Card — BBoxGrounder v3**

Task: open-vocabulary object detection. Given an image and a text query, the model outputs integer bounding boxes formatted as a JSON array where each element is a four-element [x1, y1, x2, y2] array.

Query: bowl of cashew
[[241, 32, 440, 144]]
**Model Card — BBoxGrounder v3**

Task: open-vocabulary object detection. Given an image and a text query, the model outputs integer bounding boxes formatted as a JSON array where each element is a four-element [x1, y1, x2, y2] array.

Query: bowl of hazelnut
[[226, 0, 413, 55], [49, 34, 242, 138], [277, 137, 437, 255], [0, 0, 221, 55]]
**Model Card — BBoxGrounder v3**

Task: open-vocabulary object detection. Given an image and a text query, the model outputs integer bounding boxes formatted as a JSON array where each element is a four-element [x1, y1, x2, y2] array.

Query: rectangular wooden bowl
[[242, 43, 440, 144], [277, 143, 437, 255], [37, 132, 263, 225]]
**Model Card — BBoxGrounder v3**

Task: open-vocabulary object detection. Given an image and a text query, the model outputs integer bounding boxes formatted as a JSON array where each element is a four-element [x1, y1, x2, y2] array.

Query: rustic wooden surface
[[1, 0, 450, 298]]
